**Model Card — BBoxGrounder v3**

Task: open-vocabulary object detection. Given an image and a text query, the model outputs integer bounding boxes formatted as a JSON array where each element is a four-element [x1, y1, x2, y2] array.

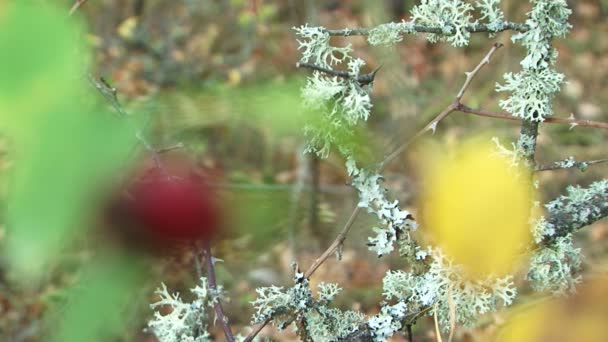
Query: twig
[[68, 0, 89, 16], [297, 62, 381, 86], [324, 21, 528, 37], [381, 43, 503, 168], [304, 206, 361, 278], [243, 316, 271, 342], [156, 143, 184, 154], [202, 241, 235, 342], [456, 43, 503, 101], [88, 74, 169, 172], [535, 158, 608, 172], [456, 105, 608, 130]]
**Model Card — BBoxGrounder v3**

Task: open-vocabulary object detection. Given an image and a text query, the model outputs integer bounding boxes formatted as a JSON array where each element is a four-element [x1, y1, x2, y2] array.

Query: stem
[[202, 241, 235, 342]]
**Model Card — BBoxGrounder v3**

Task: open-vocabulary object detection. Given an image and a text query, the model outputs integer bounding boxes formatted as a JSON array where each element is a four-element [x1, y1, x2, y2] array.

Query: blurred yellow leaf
[[497, 277, 608, 342], [417, 136, 534, 278], [117, 16, 138, 39]]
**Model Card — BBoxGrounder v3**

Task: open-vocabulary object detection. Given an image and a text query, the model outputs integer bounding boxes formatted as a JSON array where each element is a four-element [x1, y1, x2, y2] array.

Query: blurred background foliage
[[0, 0, 607, 341]]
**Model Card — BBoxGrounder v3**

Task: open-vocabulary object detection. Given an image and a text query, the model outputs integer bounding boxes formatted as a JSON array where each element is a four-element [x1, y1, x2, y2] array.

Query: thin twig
[[381, 43, 503, 168], [456, 104, 608, 130], [535, 158, 608, 172], [304, 206, 361, 278], [456, 43, 503, 101], [68, 0, 89, 16], [202, 241, 235, 342]]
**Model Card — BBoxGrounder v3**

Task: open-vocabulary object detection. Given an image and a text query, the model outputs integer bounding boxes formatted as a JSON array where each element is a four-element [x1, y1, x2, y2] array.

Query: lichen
[[147, 278, 212, 342], [527, 235, 582, 295], [410, 0, 474, 47]]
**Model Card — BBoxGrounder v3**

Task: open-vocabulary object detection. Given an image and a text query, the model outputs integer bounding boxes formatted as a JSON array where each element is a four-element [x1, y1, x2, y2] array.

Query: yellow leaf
[[117, 16, 138, 39], [417, 136, 534, 278]]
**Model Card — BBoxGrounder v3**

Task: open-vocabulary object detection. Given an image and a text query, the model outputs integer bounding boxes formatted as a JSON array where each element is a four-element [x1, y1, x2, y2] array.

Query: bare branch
[[456, 43, 503, 101], [456, 105, 608, 130], [382, 43, 503, 168]]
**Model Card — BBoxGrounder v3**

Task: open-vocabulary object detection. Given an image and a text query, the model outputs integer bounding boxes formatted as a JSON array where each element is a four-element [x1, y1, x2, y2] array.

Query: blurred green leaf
[[0, 3, 87, 132], [48, 255, 147, 342], [0, 3, 137, 280]]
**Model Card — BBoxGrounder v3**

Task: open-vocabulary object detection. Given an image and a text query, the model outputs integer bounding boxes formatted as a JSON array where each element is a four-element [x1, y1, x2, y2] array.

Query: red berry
[[106, 168, 222, 252], [131, 173, 220, 242]]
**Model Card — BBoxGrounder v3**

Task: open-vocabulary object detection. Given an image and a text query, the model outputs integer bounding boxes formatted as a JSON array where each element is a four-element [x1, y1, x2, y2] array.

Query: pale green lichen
[[368, 302, 408, 341], [496, 68, 565, 121], [497, 0, 571, 122], [381, 249, 517, 331], [410, 0, 474, 47], [147, 278, 212, 342], [294, 25, 373, 157], [346, 159, 417, 257], [527, 235, 582, 295], [367, 21, 416, 46], [251, 271, 363, 340], [476, 0, 504, 24]]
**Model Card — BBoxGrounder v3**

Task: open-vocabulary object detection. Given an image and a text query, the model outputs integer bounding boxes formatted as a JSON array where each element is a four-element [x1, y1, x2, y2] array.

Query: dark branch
[[296, 62, 381, 86]]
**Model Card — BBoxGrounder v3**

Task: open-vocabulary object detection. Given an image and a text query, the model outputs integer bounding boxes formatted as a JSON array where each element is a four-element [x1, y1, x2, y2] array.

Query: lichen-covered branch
[[325, 21, 527, 37], [536, 157, 608, 172], [542, 180, 608, 244]]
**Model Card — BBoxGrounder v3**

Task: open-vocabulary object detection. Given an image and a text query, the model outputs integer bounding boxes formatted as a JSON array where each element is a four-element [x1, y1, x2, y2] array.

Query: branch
[[202, 241, 235, 342], [324, 21, 528, 37], [457, 105, 608, 130], [381, 43, 503, 168], [536, 158, 608, 172], [68, 0, 89, 16], [542, 180, 608, 245], [296, 62, 381, 86], [250, 41, 504, 342]]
